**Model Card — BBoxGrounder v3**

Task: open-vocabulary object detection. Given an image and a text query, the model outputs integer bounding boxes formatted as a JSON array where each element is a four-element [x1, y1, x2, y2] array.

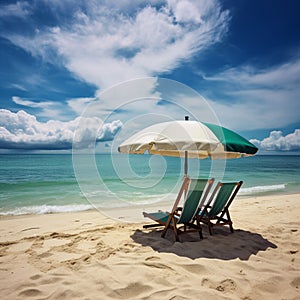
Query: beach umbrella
[[118, 117, 258, 177]]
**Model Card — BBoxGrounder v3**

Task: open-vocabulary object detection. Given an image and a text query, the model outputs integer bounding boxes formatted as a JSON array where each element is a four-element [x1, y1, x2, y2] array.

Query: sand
[[0, 193, 299, 299]]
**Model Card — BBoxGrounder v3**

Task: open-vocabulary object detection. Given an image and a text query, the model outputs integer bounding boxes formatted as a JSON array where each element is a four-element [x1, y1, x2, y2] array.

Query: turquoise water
[[0, 154, 299, 215]]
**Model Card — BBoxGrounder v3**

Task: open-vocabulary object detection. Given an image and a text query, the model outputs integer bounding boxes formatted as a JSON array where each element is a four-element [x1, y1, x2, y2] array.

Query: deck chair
[[197, 181, 243, 235], [143, 177, 214, 242]]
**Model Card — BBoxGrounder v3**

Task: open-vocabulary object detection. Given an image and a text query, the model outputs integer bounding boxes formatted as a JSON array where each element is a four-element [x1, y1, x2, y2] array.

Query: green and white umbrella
[[118, 119, 258, 176]]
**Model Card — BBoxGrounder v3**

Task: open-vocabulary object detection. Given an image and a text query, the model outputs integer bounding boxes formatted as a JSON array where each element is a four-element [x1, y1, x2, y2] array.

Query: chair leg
[[172, 217, 180, 242], [208, 222, 213, 235], [143, 223, 164, 229], [196, 220, 203, 240], [229, 223, 234, 233], [161, 227, 167, 238], [226, 210, 234, 233], [161, 214, 172, 238]]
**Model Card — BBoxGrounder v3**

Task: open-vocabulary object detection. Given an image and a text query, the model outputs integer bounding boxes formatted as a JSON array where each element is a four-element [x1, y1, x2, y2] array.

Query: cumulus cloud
[[4, 0, 229, 88], [97, 120, 123, 142], [0, 109, 123, 150], [250, 130, 300, 151]]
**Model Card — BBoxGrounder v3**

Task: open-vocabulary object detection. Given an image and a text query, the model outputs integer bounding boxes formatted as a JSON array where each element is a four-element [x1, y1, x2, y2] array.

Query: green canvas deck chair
[[197, 181, 243, 235], [143, 177, 214, 242]]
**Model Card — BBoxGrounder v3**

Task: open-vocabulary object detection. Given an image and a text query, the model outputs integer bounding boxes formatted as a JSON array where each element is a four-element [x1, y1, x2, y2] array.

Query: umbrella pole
[[184, 150, 188, 177], [184, 150, 188, 199], [184, 116, 189, 178]]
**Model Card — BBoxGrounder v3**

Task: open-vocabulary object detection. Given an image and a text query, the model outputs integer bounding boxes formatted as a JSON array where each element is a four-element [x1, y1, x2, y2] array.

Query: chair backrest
[[178, 178, 214, 224], [208, 181, 243, 217]]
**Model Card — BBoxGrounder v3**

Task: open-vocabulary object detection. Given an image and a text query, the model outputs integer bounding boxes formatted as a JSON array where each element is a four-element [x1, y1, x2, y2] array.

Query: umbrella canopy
[[118, 120, 258, 161]]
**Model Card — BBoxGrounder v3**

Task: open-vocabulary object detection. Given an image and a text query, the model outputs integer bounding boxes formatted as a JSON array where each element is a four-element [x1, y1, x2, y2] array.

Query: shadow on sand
[[131, 226, 277, 260]]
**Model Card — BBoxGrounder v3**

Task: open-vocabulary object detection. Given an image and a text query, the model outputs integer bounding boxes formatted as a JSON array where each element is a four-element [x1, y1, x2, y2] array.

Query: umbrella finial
[[185, 116, 189, 121]]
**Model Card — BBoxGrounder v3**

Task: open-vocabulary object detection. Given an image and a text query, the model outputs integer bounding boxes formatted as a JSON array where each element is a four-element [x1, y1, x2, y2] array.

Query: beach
[[0, 193, 299, 299], [1, 0, 300, 299]]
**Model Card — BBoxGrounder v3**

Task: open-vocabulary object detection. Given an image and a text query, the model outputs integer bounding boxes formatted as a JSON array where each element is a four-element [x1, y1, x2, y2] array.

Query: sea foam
[[0, 204, 94, 216], [240, 184, 286, 195]]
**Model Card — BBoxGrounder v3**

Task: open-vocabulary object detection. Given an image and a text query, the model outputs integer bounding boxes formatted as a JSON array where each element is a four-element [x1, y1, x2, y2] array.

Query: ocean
[[0, 154, 299, 216]]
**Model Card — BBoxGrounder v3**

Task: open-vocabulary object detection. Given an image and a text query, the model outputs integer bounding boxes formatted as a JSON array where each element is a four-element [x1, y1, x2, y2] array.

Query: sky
[[0, 0, 300, 154]]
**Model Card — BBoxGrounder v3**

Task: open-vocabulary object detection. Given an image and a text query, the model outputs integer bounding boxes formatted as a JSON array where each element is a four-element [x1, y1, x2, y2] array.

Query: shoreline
[[1, 188, 299, 219], [0, 193, 299, 299], [0, 191, 299, 221]]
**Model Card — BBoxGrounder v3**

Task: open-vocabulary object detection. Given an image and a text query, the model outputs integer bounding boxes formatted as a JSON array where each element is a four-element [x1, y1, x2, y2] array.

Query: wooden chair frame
[[143, 177, 214, 242], [196, 181, 243, 235]]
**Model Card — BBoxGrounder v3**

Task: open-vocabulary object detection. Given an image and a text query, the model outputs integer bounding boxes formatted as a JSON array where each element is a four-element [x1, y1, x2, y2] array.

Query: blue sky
[[0, 0, 300, 153]]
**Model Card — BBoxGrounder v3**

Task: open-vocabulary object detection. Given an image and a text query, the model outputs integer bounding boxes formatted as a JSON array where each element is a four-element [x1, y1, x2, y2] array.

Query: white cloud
[[12, 96, 55, 109], [168, 0, 217, 24], [67, 97, 96, 115], [13, 96, 100, 120], [0, 1, 31, 18], [97, 120, 123, 142], [5, 0, 229, 89], [10, 84, 28, 92], [2, 0, 232, 136], [208, 58, 300, 89], [251, 130, 300, 151], [12, 96, 68, 120], [93, 77, 161, 117], [0, 109, 122, 150], [202, 57, 300, 131]]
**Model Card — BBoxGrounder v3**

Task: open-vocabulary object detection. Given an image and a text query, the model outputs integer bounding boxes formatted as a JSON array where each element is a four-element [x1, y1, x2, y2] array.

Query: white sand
[[0, 193, 299, 299]]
